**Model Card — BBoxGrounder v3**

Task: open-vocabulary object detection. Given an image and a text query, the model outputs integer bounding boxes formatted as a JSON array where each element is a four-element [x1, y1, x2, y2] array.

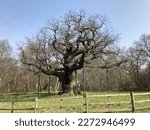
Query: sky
[[0, 0, 150, 53]]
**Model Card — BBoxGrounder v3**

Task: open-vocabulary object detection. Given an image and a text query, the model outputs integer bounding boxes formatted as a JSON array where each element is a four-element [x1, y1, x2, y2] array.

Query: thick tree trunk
[[59, 71, 80, 95], [62, 72, 74, 95]]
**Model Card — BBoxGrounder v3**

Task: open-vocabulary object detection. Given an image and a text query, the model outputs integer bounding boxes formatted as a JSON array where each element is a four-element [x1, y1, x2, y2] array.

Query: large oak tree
[[20, 10, 118, 95]]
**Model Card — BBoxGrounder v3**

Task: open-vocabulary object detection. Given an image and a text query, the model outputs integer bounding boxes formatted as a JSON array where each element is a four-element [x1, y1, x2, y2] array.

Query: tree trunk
[[62, 72, 74, 95], [59, 71, 80, 95], [55, 77, 60, 93], [37, 73, 41, 94], [48, 75, 51, 94]]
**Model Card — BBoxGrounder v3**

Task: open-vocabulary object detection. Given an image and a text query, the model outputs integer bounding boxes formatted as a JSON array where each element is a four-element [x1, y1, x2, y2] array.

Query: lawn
[[0, 91, 150, 113]]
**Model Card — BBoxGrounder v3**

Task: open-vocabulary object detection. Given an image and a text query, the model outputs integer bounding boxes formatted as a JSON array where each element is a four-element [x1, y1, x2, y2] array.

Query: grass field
[[0, 91, 150, 113]]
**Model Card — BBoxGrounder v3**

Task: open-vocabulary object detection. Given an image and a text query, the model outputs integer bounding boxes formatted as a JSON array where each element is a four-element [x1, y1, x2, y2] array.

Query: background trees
[[0, 40, 14, 93], [0, 12, 150, 95]]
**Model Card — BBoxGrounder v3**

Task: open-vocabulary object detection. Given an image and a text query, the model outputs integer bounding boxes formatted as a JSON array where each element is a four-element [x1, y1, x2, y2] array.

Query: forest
[[0, 10, 150, 95]]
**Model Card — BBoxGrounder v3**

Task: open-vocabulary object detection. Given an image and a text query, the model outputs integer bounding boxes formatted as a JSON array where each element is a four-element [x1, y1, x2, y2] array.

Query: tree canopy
[[20, 10, 119, 95]]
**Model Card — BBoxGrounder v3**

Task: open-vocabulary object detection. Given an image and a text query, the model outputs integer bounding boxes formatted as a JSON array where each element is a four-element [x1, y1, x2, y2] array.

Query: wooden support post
[[130, 92, 135, 112], [34, 97, 38, 113], [60, 99, 63, 109], [108, 96, 111, 112], [11, 100, 15, 113], [84, 94, 88, 113]]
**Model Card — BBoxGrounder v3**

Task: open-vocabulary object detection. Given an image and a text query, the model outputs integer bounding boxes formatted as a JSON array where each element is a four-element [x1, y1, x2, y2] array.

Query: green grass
[[0, 91, 150, 113], [0, 92, 58, 100]]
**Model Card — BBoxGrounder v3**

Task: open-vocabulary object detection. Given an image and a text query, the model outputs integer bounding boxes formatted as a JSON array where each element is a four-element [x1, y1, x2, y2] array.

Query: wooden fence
[[0, 92, 150, 113], [86, 92, 150, 113], [0, 99, 36, 113]]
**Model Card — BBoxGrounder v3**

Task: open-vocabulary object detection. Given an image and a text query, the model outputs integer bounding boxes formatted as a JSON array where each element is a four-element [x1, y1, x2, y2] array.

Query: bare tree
[[135, 34, 150, 58], [20, 10, 118, 95], [123, 45, 147, 90], [132, 34, 150, 90], [0, 40, 13, 93]]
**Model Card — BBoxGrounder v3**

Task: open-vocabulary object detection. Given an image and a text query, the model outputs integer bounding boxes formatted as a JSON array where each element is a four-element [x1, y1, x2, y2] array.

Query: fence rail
[[0, 92, 149, 113], [0, 98, 35, 113]]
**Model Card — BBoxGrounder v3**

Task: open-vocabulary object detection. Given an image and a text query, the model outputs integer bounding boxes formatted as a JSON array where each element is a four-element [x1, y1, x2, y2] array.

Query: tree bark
[[58, 70, 80, 95], [48, 75, 51, 94], [37, 73, 41, 94]]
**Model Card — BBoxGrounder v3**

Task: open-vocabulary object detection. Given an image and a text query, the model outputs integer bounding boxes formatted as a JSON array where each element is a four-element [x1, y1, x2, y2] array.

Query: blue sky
[[0, 0, 150, 52]]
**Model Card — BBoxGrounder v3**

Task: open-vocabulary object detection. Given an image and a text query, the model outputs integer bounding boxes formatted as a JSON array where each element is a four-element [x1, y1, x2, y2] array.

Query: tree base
[[58, 91, 83, 96]]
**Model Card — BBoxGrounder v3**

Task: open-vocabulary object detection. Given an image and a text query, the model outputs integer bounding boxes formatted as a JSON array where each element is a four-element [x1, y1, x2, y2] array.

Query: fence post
[[84, 93, 88, 113], [34, 97, 38, 113], [130, 92, 135, 112], [11, 100, 15, 113], [60, 98, 63, 109], [108, 96, 111, 112]]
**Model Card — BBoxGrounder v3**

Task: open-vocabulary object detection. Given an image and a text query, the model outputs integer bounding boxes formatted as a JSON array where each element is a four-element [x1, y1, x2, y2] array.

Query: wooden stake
[[84, 94, 88, 113], [34, 97, 38, 113], [108, 96, 111, 112], [130, 92, 135, 112], [60, 98, 63, 109], [11, 100, 15, 113]]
